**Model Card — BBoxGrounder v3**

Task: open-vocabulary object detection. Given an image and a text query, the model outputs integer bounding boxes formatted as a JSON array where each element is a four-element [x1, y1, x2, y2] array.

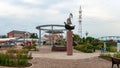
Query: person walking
[[101, 45, 104, 53]]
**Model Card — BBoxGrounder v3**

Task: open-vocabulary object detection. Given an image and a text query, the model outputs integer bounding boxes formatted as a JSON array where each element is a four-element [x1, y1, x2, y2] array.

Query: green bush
[[27, 55, 33, 59], [113, 52, 120, 58], [7, 49, 29, 54], [23, 44, 38, 51], [32, 44, 37, 46], [23, 45, 31, 50], [7, 48, 16, 53], [110, 47, 117, 52], [17, 53, 32, 59], [95, 45, 102, 50], [0, 53, 31, 67], [18, 49, 29, 54], [99, 53, 111, 58], [74, 44, 94, 53], [8, 59, 17, 66], [18, 59, 28, 66], [106, 47, 117, 52], [27, 52, 33, 59]]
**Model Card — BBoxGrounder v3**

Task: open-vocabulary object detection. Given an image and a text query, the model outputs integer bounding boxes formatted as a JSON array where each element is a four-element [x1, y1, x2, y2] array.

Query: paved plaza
[[31, 46, 100, 59], [0, 46, 115, 68]]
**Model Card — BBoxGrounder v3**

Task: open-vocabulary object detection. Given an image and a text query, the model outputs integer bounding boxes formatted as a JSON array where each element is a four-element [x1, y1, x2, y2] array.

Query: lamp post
[[24, 32, 29, 45], [85, 31, 88, 38], [24, 33, 26, 45]]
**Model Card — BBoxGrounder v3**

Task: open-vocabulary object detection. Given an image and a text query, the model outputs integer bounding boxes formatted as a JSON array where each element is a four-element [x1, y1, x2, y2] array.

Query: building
[[7, 30, 31, 38], [0, 38, 16, 46], [44, 34, 63, 40], [44, 34, 63, 44]]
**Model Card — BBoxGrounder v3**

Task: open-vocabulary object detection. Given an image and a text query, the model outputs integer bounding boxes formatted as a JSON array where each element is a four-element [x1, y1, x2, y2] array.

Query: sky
[[0, 0, 120, 38]]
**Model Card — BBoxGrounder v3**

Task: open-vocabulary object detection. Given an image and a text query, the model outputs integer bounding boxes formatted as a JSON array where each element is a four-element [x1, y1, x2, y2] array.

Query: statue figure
[[64, 13, 75, 30], [67, 18, 72, 25], [66, 13, 73, 25]]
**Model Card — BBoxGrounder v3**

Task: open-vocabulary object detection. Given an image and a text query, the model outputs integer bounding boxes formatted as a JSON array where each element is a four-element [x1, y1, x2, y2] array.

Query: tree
[[0, 35, 7, 38], [30, 33, 38, 39], [86, 37, 95, 43], [86, 36, 100, 43], [73, 34, 82, 44]]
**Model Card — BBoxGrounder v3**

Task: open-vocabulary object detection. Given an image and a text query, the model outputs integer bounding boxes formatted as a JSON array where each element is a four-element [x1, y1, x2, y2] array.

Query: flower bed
[[0, 49, 32, 67]]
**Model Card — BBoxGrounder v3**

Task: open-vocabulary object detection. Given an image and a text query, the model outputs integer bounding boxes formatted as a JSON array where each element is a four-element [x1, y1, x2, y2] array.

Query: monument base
[[67, 30, 73, 55]]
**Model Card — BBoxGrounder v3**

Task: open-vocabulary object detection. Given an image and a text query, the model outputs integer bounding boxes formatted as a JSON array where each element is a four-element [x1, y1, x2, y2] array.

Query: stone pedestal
[[67, 30, 73, 55]]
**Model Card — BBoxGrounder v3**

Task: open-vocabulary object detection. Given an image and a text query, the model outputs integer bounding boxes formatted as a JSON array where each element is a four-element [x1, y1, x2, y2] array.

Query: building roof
[[8, 30, 26, 34], [0, 38, 17, 42]]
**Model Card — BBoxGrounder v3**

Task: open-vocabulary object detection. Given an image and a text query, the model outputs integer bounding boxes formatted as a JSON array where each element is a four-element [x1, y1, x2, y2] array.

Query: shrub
[[8, 59, 17, 66], [18, 59, 28, 66], [27, 52, 33, 59], [23, 45, 31, 50], [7, 48, 16, 53], [0, 53, 31, 67], [106, 47, 117, 52], [17, 53, 33, 59], [17, 49, 29, 54], [99, 53, 111, 58], [95, 45, 102, 50], [27, 55, 33, 59], [23, 44, 38, 51], [106, 41, 117, 47], [74, 44, 94, 53], [6, 49, 29, 54], [113, 52, 120, 58], [32, 44, 37, 46]]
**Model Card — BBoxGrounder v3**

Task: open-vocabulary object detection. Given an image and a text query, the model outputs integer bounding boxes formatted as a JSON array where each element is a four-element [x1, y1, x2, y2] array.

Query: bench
[[52, 45, 66, 51], [111, 57, 120, 68]]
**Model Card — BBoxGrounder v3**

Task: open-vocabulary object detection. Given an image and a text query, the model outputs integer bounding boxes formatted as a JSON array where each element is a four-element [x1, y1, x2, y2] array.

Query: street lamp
[[24, 32, 29, 45], [85, 31, 88, 38]]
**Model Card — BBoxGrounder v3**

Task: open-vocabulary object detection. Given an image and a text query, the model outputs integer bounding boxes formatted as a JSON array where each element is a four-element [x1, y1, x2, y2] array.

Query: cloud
[[0, 0, 65, 23], [0, 1, 33, 18], [21, 0, 43, 5], [83, 7, 114, 20], [0, 0, 120, 37]]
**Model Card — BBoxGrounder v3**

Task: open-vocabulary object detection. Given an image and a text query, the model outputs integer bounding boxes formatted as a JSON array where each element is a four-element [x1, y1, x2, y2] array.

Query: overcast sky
[[0, 0, 120, 38]]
